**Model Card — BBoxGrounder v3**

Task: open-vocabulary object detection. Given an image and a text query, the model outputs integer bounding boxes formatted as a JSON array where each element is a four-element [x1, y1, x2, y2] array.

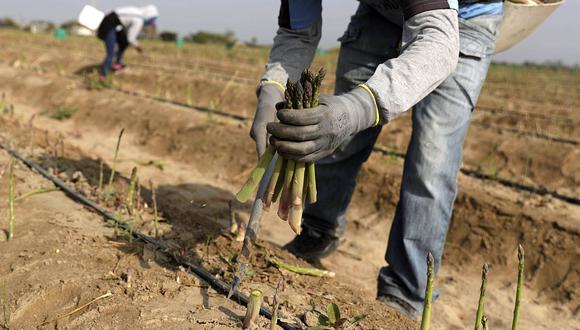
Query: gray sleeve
[[365, 9, 459, 122], [261, 19, 322, 85], [125, 17, 144, 46]]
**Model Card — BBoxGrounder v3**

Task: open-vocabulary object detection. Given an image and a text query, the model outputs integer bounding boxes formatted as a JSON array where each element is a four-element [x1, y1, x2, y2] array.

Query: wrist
[[257, 80, 285, 99], [341, 86, 379, 132]]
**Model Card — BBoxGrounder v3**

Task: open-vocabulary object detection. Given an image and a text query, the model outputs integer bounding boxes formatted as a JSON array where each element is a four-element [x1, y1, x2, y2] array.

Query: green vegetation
[[84, 70, 113, 90], [42, 106, 77, 121], [307, 303, 366, 330]]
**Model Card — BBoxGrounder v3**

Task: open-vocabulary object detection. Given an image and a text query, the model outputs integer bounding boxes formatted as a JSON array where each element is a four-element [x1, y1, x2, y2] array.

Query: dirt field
[[0, 30, 578, 329]]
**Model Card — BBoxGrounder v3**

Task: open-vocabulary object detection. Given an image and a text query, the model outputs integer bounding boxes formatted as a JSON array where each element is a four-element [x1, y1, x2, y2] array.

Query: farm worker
[[251, 0, 503, 320], [97, 5, 159, 77]]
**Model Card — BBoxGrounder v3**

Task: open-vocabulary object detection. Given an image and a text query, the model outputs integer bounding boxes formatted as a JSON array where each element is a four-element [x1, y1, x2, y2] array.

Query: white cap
[[141, 5, 159, 20]]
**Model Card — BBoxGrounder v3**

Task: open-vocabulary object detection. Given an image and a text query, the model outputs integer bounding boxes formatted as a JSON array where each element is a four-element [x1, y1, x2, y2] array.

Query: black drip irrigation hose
[[372, 146, 580, 206], [0, 143, 301, 330]]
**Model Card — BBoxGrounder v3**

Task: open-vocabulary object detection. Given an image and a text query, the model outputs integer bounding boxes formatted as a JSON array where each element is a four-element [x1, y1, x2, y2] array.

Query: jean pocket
[[459, 14, 503, 59]]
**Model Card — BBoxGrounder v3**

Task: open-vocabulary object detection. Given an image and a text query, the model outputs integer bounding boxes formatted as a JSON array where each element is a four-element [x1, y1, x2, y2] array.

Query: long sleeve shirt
[[262, 0, 500, 123]]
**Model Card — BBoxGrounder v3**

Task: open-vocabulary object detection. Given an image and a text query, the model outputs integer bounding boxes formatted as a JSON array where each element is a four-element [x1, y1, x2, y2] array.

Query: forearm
[[366, 9, 459, 122], [262, 19, 322, 85]]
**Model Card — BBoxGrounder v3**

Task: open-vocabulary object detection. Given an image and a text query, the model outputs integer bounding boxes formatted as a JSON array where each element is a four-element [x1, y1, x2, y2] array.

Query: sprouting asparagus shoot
[[107, 128, 125, 195], [270, 279, 283, 330], [236, 145, 275, 203], [149, 179, 159, 238], [511, 244, 524, 330], [243, 289, 263, 330], [125, 166, 138, 213], [420, 252, 435, 330], [475, 263, 489, 330], [8, 160, 15, 240], [97, 160, 104, 192]]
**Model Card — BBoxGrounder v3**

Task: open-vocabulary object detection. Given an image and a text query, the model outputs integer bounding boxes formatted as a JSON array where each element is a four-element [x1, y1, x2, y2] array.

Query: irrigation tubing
[[372, 146, 580, 206], [0, 143, 301, 330]]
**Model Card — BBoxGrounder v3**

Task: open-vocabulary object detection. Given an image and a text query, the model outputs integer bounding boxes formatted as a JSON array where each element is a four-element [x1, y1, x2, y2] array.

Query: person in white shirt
[[97, 5, 159, 77]]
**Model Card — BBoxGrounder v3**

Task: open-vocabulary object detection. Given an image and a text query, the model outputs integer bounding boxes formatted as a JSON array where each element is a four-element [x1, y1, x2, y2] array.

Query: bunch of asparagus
[[236, 68, 326, 234]]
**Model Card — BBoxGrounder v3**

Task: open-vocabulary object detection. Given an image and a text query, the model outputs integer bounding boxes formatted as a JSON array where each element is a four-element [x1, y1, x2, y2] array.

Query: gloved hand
[[267, 86, 378, 163], [250, 82, 285, 157]]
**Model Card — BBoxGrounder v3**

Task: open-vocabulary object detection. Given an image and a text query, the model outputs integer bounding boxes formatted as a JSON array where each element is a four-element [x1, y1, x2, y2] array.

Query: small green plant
[[207, 100, 220, 123], [84, 70, 112, 90], [42, 106, 77, 121], [308, 303, 366, 330]]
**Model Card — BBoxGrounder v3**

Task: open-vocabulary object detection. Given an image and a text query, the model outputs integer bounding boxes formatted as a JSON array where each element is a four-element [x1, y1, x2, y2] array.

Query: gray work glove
[[250, 82, 285, 157], [267, 87, 378, 163]]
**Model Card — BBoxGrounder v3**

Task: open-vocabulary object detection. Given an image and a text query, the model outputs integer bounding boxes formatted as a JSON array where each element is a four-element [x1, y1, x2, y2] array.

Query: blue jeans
[[302, 5, 503, 312], [101, 29, 128, 76]]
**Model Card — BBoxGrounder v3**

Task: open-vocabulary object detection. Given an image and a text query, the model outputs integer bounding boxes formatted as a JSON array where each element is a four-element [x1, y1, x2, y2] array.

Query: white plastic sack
[[78, 5, 105, 31], [495, 0, 564, 53]]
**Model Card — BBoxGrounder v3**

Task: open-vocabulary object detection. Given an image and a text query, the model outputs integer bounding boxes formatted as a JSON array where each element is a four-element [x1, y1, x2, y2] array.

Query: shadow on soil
[[37, 153, 249, 283]]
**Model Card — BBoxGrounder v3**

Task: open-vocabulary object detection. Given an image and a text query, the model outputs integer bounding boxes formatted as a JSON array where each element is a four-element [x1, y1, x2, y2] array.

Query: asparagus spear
[[8, 160, 14, 240], [420, 252, 435, 330], [511, 244, 525, 330], [267, 257, 335, 277], [236, 145, 275, 203], [288, 161, 305, 234], [263, 155, 284, 208], [475, 263, 489, 330], [243, 289, 263, 329], [125, 166, 138, 214]]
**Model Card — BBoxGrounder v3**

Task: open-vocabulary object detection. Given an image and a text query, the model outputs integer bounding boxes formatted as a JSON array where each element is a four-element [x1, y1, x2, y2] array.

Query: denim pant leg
[[378, 14, 504, 312], [116, 32, 129, 65], [101, 30, 116, 76], [302, 4, 401, 237]]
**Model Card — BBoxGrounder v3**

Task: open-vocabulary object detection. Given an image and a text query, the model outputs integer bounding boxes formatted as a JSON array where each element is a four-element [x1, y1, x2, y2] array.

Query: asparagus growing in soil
[[107, 128, 125, 195], [270, 279, 284, 330], [8, 160, 14, 240], [97, 160, 104, 192], [149, 179, 159, 238], [420, 252, 435, 330], [511, 244, 525, 330], [243, 289, 263, 330], [475, 263, 489, 330], [125, 167, 138, 214]]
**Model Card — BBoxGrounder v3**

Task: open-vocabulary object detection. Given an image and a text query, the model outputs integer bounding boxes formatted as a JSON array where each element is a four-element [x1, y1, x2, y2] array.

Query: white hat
[[141, 5, 159, 20]]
